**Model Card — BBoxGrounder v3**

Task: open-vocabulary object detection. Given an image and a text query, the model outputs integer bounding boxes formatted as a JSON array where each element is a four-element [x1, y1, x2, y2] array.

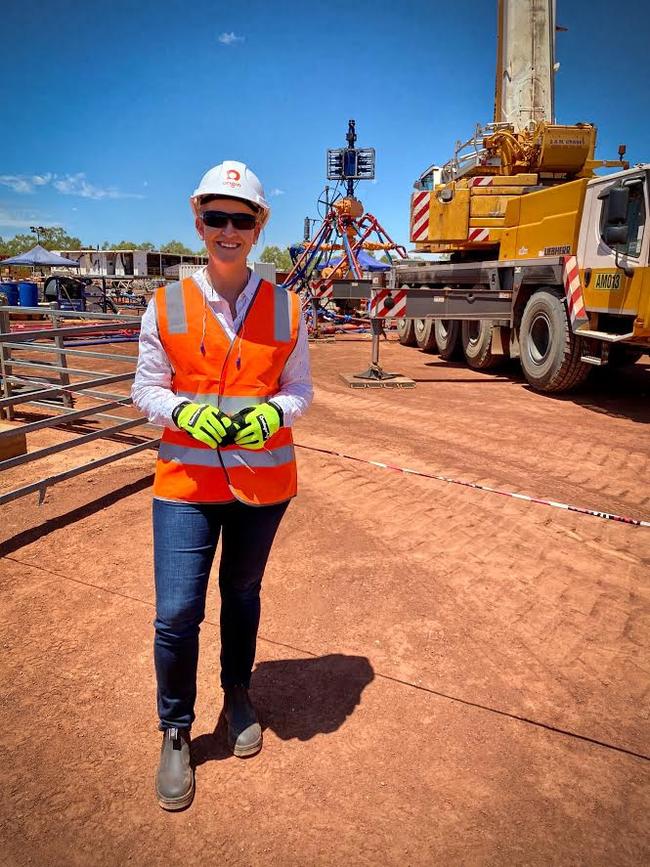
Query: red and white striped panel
[[562, 255, 588, 331], [469, 176, 494, 187], [411, 191, 431, 242], [310, 283, 333, 300], [468, 227, 490, 242], [368, 289, 407, 319]]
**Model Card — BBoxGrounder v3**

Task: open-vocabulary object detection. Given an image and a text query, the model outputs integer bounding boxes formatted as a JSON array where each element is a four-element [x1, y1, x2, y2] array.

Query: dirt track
[[1, 338, 649, 866]]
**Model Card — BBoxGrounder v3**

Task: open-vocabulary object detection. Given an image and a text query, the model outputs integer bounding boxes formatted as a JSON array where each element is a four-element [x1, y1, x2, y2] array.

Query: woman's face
[[196, 197, 261, 268]]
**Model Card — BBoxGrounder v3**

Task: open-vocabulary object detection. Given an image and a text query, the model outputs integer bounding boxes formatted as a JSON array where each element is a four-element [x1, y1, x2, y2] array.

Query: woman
[[132, 161, 313, 811]]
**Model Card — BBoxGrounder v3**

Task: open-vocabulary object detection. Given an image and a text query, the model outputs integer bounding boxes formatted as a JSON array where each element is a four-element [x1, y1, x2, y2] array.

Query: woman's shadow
[[192, 653, 374, 764]]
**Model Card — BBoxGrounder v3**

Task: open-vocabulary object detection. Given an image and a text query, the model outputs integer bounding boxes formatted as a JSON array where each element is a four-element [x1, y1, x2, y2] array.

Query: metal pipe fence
[[0, 304, 159, 506]]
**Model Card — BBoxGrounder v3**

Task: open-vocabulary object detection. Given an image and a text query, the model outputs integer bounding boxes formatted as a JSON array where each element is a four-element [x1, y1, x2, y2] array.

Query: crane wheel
[[434, 319, 462, 360], [519, 290, 590, 392], [414, 318, 437, 352], [461, 320, 502, 370], [397, 318, 417, 346]]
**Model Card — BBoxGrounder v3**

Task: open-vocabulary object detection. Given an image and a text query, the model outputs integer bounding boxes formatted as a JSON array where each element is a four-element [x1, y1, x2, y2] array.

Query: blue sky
[[1, 0, 648, 252]]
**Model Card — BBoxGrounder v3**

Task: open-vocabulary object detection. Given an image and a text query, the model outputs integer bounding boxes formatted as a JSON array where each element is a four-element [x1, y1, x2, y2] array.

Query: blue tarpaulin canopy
[[315, 249, 390, 272], [0, 244, 79, 267]]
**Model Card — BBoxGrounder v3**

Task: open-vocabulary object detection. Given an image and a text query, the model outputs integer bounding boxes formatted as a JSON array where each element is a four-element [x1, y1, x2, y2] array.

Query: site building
[[53, 249, 207, 278]]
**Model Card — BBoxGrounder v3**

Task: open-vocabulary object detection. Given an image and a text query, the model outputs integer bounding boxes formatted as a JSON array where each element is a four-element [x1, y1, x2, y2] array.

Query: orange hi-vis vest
[[153, 276, 300, 505]]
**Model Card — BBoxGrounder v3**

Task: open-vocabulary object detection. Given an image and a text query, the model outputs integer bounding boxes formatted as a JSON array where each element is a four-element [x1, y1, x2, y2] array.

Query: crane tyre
[[397, 318, 417, 346], [519, 289, 590, 392], [414, 318, 437, 352], [434, 319, 462, 360], [461, 320, 502, 370]]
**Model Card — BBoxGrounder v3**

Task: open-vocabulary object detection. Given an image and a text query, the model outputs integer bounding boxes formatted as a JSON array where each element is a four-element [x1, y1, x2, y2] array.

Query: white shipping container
[[253, 261, 276, 283]]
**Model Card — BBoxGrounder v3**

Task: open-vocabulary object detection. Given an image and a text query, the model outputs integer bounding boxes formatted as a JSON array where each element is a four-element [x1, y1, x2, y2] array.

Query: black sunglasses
[[200, 210, 258, 231]]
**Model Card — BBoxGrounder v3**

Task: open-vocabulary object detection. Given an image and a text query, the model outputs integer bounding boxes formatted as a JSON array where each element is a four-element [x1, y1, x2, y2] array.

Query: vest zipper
[[211, 280, 264, 485]]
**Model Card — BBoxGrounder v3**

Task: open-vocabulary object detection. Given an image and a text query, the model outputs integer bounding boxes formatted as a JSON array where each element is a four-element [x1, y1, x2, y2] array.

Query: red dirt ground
[[1, 338, 649, 866]]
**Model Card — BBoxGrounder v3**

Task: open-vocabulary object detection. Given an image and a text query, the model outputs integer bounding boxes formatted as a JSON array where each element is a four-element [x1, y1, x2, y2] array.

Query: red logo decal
[[226, 169, 241, 181]]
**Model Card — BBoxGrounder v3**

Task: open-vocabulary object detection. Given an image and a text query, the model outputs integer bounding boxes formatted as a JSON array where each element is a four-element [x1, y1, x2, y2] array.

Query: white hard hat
[[191, 160, 270, 228]]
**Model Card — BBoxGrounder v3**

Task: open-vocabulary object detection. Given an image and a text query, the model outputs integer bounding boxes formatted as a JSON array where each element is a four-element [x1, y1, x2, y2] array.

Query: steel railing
[[0, 304, 160, 506]]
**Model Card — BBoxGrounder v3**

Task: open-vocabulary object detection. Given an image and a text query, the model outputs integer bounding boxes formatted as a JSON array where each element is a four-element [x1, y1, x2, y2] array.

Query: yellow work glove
[[232, 401, 283, 451], [172, 401, 234, 449]]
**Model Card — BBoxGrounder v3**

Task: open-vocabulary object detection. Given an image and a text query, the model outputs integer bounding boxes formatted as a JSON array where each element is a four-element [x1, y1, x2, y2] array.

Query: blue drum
[[1, 282, 19, 305], [18, 281, 39, 307]]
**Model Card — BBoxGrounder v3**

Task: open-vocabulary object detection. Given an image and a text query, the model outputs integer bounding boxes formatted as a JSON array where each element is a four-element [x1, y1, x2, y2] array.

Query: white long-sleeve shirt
[[132, 267, 313, 428]]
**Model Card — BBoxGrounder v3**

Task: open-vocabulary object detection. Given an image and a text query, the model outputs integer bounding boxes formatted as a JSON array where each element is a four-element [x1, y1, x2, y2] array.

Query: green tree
[[107, 240, 156, 251], [160, 240, 195, 255], [0, 234, 37, 257], [39, 227, 83, 250], [260, 245, 292, 270], [101, 240, 156, 251], [0, 228, 83, 257], [106, 240, 135, 250]]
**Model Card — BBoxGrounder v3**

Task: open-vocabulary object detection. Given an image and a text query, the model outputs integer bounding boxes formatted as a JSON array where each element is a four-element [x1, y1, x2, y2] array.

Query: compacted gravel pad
[[1, 339, 648, 866]]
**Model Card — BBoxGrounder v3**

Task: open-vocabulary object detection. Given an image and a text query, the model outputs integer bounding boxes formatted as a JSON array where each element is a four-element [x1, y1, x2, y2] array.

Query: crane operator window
[[600, 179, 646, 258]]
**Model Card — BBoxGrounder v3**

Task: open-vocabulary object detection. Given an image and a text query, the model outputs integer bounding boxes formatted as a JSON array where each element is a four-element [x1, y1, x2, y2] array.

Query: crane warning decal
[[411, 192, 431, 242], [368, 288, 407, 318], [310, 282, 333, 300], [562, 256, 589, 332], [468, 228, 490, 242]]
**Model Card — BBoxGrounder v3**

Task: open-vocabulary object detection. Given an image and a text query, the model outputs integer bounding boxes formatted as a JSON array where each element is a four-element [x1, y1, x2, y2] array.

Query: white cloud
[[218, 31, 244, 45], [0, 208, 44, 229], [53, 173, 144, 200], [268, 188, 285, 197], [0, 177, 33, 194], [0, 172, 144, 200], [0, 174, 53, 194]]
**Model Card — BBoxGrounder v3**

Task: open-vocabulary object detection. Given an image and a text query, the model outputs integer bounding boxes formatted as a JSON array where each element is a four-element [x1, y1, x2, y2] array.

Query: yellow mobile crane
[[394, 0, 649, 391]]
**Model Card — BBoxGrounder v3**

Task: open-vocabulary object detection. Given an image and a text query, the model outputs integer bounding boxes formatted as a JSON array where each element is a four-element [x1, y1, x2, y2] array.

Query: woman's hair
[[199, 194, 260, 213]]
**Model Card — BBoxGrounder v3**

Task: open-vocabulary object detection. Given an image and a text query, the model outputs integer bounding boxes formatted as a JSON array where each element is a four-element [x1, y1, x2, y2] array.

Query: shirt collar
[[194, 266, 261, 309]]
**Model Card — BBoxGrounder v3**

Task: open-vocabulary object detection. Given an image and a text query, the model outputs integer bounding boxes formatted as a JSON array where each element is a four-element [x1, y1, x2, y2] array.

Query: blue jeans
[[153, 497, 289, 730]]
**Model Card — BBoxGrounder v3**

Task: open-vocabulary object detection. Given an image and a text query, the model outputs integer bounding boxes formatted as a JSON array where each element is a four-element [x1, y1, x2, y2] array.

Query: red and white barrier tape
[[296, 444, 650, 528]]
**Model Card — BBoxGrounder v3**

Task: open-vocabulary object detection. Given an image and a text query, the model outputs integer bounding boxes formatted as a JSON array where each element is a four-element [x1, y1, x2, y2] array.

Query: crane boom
[[494, 0, 556, 129], [410, 0, 628, 256]]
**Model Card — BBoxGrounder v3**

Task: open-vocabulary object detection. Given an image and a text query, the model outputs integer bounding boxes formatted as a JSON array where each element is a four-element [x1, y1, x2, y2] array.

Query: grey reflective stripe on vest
[[222, 446, 294, 468], [158, 442, 294, 469], [165, 281, 187, 334], [177, 391, 265, 414], [273, 286, 292, 343]]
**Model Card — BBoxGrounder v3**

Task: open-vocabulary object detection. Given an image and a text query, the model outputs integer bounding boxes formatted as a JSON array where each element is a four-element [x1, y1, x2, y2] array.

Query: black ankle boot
[[224, 685, 262, 757], [155, 727, 194, 810]]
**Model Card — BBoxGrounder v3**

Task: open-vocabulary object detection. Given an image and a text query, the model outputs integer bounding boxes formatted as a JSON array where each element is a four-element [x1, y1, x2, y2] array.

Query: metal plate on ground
[[339, 372, 416, 388]]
